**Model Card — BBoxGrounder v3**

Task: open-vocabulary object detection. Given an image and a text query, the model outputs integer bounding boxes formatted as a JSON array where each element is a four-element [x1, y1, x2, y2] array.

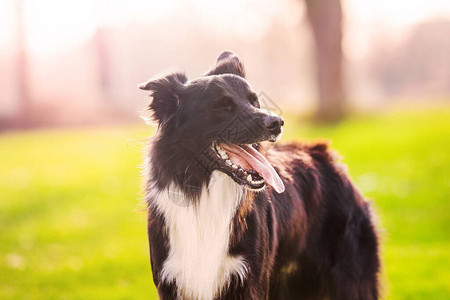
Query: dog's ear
[[205, 51, 246, 78], [138, 72, 187, 124]]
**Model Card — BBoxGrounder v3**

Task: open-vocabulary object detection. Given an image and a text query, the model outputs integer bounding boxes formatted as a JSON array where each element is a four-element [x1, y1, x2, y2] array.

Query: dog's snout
[[263, 115, 284, 132]]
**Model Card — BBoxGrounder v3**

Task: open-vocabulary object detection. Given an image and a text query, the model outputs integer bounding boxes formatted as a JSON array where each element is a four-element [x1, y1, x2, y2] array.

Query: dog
[[139, 51, 380, 300]]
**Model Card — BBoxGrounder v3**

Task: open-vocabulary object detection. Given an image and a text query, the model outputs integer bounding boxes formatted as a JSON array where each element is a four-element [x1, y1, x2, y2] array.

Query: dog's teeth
[[232, 164, 238, 169], [226, 160, 232, 165], [251, 178, 263, 184], [218, 149, 228, 159], [247, 175, 252, 182]]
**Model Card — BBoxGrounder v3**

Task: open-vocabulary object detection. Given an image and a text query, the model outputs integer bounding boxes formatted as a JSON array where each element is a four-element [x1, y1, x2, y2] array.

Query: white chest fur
[[152, 171, 248, 300]]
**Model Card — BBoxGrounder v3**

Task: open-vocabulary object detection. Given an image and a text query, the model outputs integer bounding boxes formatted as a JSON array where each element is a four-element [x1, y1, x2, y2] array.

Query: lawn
[[1, 108, 449, 299]]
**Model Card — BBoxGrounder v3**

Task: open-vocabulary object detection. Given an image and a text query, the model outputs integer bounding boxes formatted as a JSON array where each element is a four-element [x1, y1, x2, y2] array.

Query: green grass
[[1, 108, 449, 299]]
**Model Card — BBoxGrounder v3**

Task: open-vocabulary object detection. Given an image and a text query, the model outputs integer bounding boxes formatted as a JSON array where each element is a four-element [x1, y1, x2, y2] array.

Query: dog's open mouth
[[212, 142, 285, 193]]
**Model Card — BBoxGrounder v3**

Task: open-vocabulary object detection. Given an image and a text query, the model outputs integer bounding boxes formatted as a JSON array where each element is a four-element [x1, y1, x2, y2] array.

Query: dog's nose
[[263, 115, 284, 132]]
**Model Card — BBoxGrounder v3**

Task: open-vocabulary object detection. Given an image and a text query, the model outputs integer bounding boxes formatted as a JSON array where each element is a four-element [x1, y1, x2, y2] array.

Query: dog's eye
[[214, 96, 235, 111], [248, 93, 260, 108]]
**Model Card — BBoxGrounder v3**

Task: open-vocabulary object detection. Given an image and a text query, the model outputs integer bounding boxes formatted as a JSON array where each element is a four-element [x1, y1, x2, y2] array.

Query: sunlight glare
[[9, 0, 179, 55]]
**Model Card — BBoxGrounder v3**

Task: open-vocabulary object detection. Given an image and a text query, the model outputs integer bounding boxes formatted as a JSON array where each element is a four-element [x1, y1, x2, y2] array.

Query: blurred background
[[0, 0, 449, 299], [1, 0, 450, 127]]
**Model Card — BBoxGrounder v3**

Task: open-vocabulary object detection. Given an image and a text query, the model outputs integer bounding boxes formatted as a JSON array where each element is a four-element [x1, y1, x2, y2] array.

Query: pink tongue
[[220, 144, 285, 193]]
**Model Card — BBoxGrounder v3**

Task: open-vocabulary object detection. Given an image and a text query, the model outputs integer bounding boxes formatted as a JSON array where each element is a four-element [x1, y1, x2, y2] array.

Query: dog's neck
[[150, 171, 250, 299], [148, 130, 227, 198]]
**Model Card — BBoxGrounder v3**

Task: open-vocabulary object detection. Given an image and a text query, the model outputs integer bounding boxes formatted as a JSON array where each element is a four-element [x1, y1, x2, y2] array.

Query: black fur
[[141, 52, 380, 300]]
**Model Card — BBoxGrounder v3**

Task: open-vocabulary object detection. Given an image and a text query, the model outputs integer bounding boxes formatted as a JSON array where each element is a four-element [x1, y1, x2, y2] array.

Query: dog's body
[[140, 52, 380, 300]]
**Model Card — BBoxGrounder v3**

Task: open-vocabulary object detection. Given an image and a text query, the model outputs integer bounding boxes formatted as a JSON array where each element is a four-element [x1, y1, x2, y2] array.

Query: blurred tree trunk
[[92, 27, 112, 103], [15, 0, 30, 123], [305, 0, 345, 122]]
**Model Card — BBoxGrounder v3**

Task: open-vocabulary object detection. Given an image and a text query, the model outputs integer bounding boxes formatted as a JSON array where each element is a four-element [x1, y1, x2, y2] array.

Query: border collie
[[139, 51, 380, 300]]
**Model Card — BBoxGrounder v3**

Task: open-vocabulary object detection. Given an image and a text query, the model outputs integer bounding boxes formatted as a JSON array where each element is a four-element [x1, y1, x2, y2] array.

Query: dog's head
[[140, 51, 284, 196]]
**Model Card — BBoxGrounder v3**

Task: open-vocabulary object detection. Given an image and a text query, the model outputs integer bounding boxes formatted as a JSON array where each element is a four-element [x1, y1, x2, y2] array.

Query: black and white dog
[[139, 52, 380, 300]]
